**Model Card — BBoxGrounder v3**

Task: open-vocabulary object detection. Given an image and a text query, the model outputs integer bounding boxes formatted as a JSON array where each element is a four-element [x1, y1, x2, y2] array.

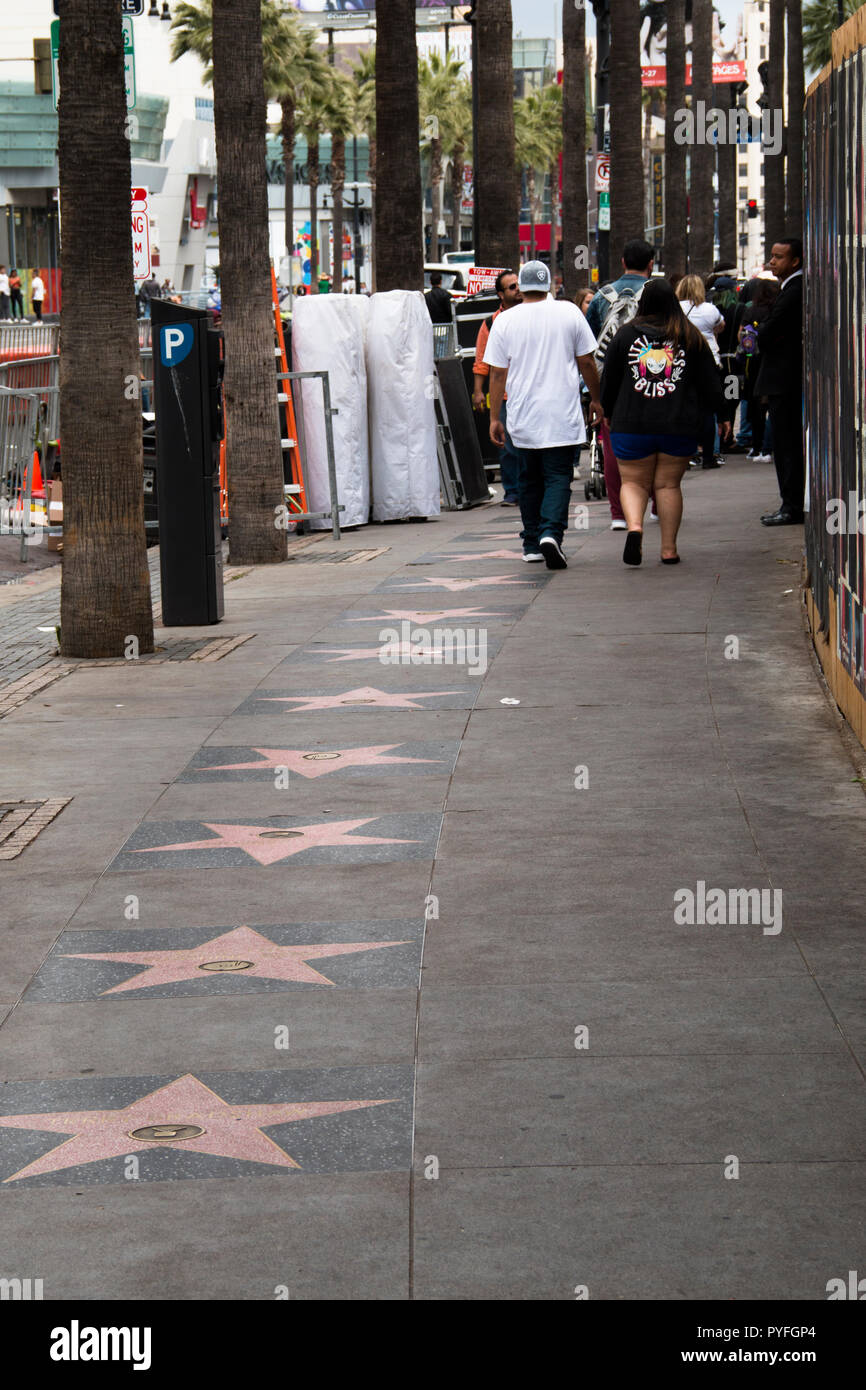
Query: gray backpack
[[594, 284, 640, 367]]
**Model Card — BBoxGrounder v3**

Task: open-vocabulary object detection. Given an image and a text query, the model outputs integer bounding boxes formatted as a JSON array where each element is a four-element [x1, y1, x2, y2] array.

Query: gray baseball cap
[[518, 260, 551, 292]]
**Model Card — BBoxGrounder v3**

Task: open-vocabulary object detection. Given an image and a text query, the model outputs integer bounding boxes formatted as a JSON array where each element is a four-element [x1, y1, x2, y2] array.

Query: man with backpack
[[585, 239, 656, 529]]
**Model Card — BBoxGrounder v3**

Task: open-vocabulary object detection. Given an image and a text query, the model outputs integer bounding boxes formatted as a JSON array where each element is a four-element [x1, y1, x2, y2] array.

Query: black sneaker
[[539, 535, 567, 569]]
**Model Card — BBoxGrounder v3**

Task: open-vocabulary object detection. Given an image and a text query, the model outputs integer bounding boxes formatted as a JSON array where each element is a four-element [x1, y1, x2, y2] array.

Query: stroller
[[583, 421, 607, 501]]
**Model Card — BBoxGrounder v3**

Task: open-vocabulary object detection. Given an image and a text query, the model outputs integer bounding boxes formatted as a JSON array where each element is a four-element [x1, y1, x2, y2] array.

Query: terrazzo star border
[[407, 548, 526, 566], [176, 739, 461, 784], [373, 574, 549, 595], [231, 685, 482, 717], [108, 812, 442, 872], [26, 919, 425, 1001], [331, 604, 528, 628], [0, 1065, 413, 1186]]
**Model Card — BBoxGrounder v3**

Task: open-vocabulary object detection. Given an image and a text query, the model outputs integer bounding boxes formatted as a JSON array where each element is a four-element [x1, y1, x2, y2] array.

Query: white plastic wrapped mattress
[[366, 290, 441, 521], [291, 294, 371, 529]]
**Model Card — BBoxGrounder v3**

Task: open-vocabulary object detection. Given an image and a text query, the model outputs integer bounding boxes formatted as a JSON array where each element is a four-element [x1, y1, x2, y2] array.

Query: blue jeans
[[499, 400, 520, 501], [517, 445, 574, 549]]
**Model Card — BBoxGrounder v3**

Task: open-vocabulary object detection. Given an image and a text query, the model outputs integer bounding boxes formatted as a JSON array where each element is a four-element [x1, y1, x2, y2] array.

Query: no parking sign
[[131, 187, 150, 279]]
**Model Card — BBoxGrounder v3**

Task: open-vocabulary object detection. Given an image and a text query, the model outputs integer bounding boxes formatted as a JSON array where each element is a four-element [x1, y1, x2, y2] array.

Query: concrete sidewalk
[[1, 458, 864, 1302]]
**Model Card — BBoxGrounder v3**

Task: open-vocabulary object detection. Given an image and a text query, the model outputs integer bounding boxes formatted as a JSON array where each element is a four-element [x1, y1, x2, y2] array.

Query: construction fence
[[804, 5, 866, 745]]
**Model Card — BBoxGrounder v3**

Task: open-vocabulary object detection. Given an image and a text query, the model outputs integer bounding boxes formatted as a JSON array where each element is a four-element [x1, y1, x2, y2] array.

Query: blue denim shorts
[[609, 432, 698, 460]]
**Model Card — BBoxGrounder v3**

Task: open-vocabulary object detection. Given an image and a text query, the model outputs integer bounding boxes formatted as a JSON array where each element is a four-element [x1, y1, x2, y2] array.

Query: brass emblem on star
[[302, 752, 342, 760], [128, 1124, 205, 1142], [198, 959, 254, 972]]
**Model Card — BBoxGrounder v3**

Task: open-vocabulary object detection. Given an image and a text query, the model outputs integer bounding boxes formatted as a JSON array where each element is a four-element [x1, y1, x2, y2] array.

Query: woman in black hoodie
[[600, 278, 729, 565]]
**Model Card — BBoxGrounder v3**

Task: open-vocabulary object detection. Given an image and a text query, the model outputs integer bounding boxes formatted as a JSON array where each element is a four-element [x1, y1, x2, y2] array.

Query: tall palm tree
[[419, 53, 466, 263], [297, 55, 333, 294], [609, 0, 644, 265], [689, 0, 714, 271], [375, 0, 423, 290], [765, 0, 786, 258], [58, 0, 153, 658], [351, 49, 376, 284], [443, 75, 472, 259], [664, 0, 688, 280], [562, 0, 587, 299], [515, 84, 562, 261], [476, 0, 519, 267], [323, 72, 356, 295], [716, 84, 738, 268], [803, 0, 857, 69], [786, 0, 805, 234], [266, 22, 326, 275], [211, 0, 285, 564]]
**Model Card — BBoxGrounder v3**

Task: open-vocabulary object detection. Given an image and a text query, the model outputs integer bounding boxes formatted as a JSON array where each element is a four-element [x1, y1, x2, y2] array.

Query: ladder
[[271, 265, 307, 520]]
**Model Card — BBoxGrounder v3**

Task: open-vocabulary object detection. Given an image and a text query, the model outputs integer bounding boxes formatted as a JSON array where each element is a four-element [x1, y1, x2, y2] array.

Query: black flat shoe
[[623, 531, 643, 566], [661, 555, 681, 564], [761, 509, 804, 526]]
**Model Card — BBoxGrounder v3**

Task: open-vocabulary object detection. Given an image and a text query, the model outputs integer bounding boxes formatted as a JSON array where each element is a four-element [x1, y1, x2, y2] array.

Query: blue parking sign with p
[[159, 323, 194, 367]]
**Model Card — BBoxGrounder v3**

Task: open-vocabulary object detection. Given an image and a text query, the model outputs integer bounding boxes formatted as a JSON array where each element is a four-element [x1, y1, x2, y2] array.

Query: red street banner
[[466, 266, 505, 295], [642, 61, 747, 87]]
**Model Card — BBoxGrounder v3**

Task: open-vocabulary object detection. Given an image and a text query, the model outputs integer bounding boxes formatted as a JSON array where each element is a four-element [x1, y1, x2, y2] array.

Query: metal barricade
[[276, 370, 344, 540], [0, 355, 60, 442], [0, 386, 44, 562], [432, 323, 457, 359], [0, 321, 60, 364]]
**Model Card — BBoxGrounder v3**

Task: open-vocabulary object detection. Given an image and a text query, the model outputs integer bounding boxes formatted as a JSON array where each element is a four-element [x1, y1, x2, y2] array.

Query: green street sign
[[50, 17, 135, 110], [123, 16, 136, 110], [50, 20, 59, 111], [599, 191, 610, 208]]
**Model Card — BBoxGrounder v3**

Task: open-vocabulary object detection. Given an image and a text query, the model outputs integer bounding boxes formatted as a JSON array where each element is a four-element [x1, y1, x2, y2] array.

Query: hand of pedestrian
[[490, 419, 506, 447], [588, 399, 604, 428], [472, 392, 486, 413], [720, 420, 733, 444]]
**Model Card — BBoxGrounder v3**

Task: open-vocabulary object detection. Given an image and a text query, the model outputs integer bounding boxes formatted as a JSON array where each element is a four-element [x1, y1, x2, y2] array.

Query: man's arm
[[472, 320, 491, 410], [577, 354, 604, 427], [488, 366, 508, 446]]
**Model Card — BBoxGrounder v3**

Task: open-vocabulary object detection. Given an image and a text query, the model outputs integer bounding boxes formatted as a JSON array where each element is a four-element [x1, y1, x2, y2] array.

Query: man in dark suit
[[757, 237, 804, 525]]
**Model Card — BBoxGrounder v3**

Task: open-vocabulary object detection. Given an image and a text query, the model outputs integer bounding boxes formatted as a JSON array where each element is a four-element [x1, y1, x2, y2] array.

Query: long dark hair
[[633, 277, 705, 353]]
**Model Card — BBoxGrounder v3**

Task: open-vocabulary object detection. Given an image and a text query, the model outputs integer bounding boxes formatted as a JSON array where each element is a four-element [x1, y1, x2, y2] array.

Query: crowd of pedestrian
[[0, 267, 45, 321], [471, 232, 804, 569]]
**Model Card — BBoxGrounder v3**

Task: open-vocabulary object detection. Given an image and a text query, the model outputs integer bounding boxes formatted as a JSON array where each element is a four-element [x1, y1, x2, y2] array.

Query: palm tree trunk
[[375, 0, 423, 290], [689, 0, 714, 271], [528, 169, 537, 258], [717, 84, 737, 268], [609, 0, 644, 265], [368, 135, 377, 290], [451, 143, 465, 258], [785, 0, 804, 233], [331, 133, 345, 293], [765, 0, 786, 258], [562, 0, 587, 298], [664, 0, 687, 280], [309, 134, 320, 292], [476, 0, 519, 267], [58, 0, 153, 658], [430, 136, 443, 263], [212, 0, 285, 565], [281, 97, 295, 265]]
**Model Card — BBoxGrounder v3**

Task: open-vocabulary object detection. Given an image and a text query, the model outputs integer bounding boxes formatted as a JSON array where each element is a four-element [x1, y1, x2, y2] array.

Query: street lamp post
[[591, 0, 611, 283], [346, 174, 367, 296]]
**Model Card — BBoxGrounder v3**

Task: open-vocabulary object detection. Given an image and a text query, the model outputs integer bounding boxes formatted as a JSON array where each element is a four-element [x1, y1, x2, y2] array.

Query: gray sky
[[511, 0, 564, 41]]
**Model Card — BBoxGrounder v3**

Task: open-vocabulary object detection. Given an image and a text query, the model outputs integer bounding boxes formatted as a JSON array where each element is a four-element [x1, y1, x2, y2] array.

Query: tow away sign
[[131, 187, 151, 279], [466, 266, 506, 295]]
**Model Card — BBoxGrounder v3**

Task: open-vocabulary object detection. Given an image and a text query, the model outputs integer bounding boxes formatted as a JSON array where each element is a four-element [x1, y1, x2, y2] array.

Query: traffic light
[[747, 200, 759, 220]]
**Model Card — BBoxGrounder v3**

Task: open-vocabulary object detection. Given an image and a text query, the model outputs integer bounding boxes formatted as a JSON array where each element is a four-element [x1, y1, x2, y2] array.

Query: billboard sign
[[640, 1, 747, 87]]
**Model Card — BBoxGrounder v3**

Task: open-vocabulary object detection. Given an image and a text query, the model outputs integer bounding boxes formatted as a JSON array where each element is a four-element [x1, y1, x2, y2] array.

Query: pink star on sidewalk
[[348, 607, 509, 624], [63, 926, 410, 994], [0, 1074, 394, 1182], [133, 818, 419, 866], [199, 745, 443, 778], [260, 687, 461, 713], [313, 644, 452, 664], [389, 575, 533, 593]]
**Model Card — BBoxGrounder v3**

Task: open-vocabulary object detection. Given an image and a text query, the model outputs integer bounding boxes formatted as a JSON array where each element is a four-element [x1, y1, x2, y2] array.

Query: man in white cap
[[484, 259, 602, 568]]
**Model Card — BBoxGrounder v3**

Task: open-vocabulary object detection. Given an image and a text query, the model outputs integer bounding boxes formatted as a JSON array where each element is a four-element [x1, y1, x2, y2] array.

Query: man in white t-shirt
[[30, 272, 45, 322], [484, 259, 602, 568]]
